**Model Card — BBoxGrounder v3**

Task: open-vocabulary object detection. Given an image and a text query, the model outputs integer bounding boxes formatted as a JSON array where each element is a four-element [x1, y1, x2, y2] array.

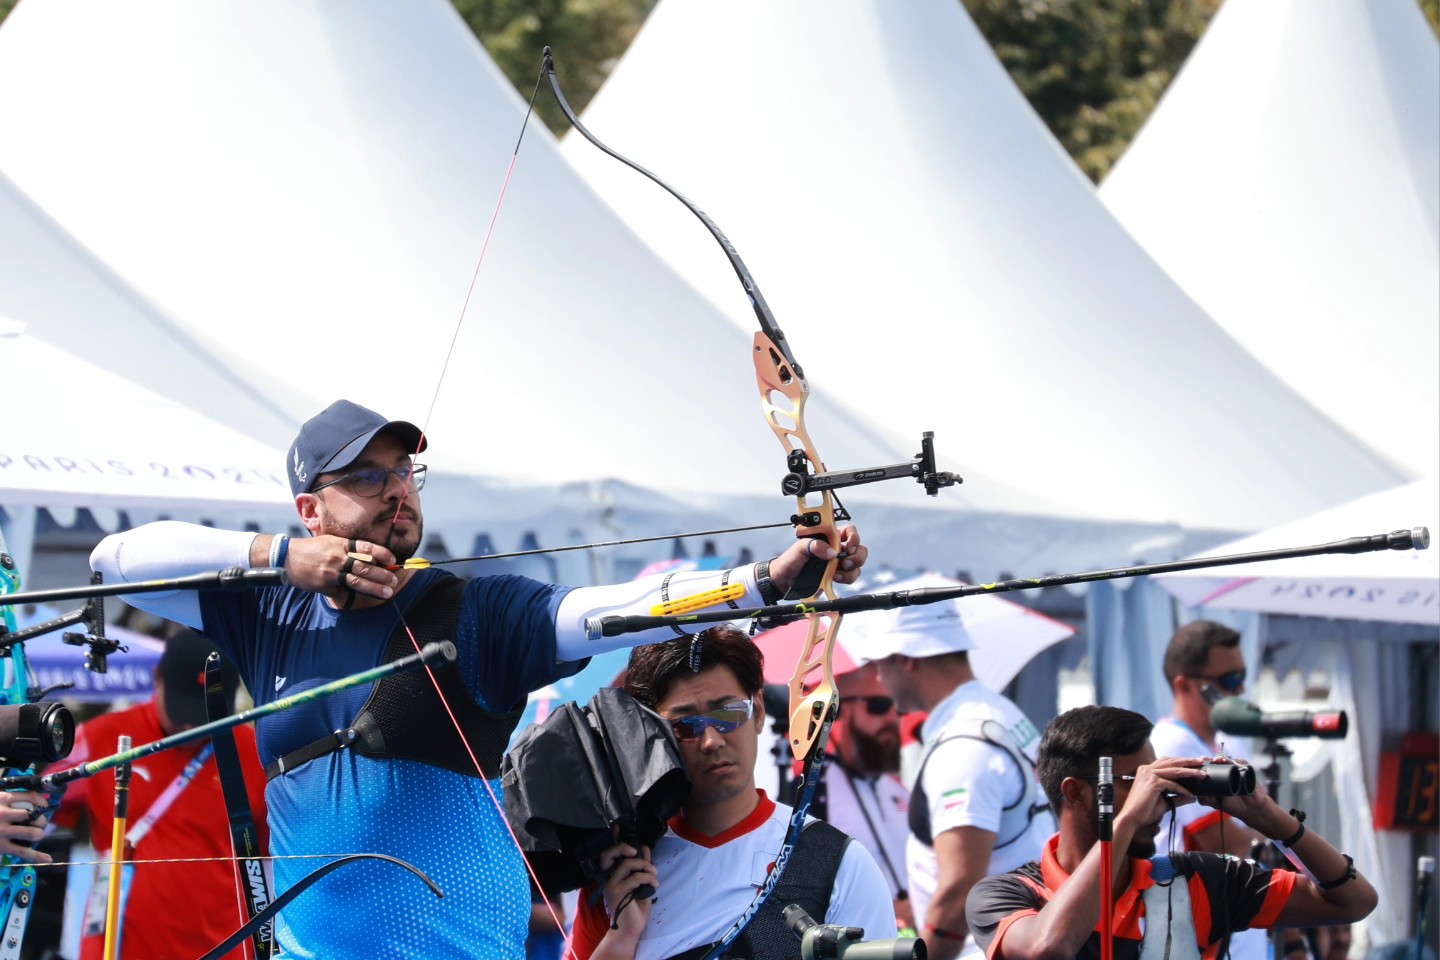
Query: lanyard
[[125, 742, 214, 848], [836, 764, 906, 895]]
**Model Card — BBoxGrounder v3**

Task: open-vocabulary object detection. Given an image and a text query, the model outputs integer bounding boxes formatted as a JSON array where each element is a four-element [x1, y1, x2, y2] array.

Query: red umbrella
[[753, 619, 859, 685]]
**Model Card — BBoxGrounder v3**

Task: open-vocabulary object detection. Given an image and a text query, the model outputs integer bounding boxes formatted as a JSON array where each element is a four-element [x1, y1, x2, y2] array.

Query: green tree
[[961, 0, 1219, 182], [451, 0, 654, 135]]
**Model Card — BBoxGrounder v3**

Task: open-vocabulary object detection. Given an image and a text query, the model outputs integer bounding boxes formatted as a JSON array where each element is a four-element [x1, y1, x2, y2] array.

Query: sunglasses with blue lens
[[669, 699, 755, 743], [1189, 670, 1246, 694]]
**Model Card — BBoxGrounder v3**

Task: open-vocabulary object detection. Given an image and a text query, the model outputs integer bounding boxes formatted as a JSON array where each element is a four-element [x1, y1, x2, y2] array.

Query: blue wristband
[[269, 535, 290, 569]]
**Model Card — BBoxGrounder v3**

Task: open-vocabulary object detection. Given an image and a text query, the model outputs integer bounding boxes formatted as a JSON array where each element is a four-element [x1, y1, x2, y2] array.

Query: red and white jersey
[[572, 791, 896, 960]]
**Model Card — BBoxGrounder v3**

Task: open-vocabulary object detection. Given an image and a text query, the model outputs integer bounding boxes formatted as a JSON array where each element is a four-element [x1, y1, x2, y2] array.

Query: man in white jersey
[[850, 599, 1054, 960], [1151, 620, 1304, 960], [572, 626, 894, 960]]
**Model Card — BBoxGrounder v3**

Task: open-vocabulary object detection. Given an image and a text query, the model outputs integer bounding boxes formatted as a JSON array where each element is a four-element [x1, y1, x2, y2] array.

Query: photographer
[[572, 626, 894, 960], [966, 706, 1376, 960]]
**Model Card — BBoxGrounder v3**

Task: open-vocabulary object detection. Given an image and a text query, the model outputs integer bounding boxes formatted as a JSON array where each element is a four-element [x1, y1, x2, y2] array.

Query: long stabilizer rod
[[0, 567, 287, 608], [586, 526, 1430, 638]]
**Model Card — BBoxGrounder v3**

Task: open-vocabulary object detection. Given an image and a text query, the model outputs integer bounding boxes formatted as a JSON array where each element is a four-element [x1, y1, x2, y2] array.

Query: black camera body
[[1182, 762, 1256, 798], [0, 701, 76, 766]]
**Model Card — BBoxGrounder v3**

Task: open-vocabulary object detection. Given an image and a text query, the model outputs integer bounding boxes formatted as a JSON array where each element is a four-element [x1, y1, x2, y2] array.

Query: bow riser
[[753, 331, 844, 761]]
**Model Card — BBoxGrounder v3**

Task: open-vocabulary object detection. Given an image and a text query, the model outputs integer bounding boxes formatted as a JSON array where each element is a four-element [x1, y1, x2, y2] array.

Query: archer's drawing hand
[[284, 536, 400, 602]]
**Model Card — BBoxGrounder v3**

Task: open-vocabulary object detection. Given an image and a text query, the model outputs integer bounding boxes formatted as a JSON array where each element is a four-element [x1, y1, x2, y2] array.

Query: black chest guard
[[265, 575, 522, 781]]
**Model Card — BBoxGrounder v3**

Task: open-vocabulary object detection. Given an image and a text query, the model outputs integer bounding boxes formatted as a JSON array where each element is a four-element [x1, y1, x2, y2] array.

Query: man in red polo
[[966, 706, 1376, 960]]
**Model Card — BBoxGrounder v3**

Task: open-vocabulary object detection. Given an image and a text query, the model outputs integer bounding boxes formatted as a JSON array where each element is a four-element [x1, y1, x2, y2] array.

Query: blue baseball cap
[[287, 399, 427, 497]]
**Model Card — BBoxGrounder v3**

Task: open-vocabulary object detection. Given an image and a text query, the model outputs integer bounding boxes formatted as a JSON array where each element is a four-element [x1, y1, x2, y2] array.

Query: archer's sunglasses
[[669, 699, 755, 743], [1187, 669, 1246, 694], [840, 695, 897, 716]]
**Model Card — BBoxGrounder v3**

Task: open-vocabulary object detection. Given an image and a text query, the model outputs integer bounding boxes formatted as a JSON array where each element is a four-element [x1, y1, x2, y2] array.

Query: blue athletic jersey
[[199, 569, 580, 959]]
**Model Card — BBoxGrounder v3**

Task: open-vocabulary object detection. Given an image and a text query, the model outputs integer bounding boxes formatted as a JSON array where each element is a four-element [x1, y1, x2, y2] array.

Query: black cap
[[158, 630, 239, 728], [287, 399, 427, 497]]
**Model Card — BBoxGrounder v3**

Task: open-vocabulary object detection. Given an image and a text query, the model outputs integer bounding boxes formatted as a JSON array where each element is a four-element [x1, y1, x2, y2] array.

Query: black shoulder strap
[[266, 575, 521, 780]]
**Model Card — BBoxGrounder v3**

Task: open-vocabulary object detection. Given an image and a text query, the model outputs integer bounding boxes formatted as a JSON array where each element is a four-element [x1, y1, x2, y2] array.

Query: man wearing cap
[[52, 631, 267, 960], [853, 598, 1053, 960], [89, 399, 868, 960]]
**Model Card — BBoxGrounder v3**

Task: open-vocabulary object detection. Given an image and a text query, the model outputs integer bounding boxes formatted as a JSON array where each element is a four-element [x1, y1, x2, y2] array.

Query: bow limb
[[543, 47, 844, 960], [197, 854, 442, 960], [544, 47, 845, 762]]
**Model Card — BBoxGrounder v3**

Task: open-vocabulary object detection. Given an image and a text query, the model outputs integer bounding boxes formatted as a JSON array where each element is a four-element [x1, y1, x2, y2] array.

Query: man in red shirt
[[53, 630, 268, 960]]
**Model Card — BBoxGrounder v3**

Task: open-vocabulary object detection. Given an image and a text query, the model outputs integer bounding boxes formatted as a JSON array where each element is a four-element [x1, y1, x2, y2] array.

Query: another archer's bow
[[542, 47, 958, 957], [0, 534, 45, 960]]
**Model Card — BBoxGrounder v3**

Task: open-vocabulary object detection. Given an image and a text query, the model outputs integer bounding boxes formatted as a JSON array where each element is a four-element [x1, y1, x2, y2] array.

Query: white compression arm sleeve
[[89, 520, 259, 628], [554, 563, 766, 662]]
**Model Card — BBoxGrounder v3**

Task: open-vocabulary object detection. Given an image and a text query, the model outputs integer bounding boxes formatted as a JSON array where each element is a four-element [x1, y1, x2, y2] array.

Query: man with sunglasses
[[572, 626, 894, 960], [848, 600, 1054, 960], [89, 400, 869, 960], [1151, 620, 1279, 960]]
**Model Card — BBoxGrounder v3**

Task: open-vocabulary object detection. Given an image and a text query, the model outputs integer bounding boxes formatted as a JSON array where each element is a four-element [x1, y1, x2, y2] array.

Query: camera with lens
[[1181, 762, 1256, 798], [784, 904, 927, 960], [0, 702, 76, 766]]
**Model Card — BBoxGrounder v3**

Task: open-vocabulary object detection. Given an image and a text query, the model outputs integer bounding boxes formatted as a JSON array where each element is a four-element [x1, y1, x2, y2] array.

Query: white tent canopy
[[0, 168, 306, 448], [560, 0, 1407, 531], [0, 0, 1039, 515], [1100, 0, 1440, 480], [0, 320, 293, 512], [1157, 477, 1439, 625]]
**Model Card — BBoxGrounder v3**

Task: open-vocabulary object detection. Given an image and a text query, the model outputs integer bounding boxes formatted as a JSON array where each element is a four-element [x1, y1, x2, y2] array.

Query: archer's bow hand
[[769, 524, 868, 596], [274, 536, 400, 601]]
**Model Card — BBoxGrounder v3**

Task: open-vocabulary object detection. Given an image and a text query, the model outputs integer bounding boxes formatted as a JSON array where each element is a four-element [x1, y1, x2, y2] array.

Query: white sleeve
[[828, 841, 902, 939], [89, 521, 259, 629], [553, 564, 767, 661]]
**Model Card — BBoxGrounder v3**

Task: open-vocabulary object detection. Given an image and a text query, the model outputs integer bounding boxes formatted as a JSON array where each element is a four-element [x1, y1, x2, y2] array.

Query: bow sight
[[781, 432, 960, 517]]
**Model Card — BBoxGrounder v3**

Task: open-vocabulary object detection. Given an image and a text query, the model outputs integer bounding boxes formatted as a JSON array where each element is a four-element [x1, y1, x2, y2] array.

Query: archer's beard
[[848, 728, 901, 776], [321, 510, 424, 563]]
